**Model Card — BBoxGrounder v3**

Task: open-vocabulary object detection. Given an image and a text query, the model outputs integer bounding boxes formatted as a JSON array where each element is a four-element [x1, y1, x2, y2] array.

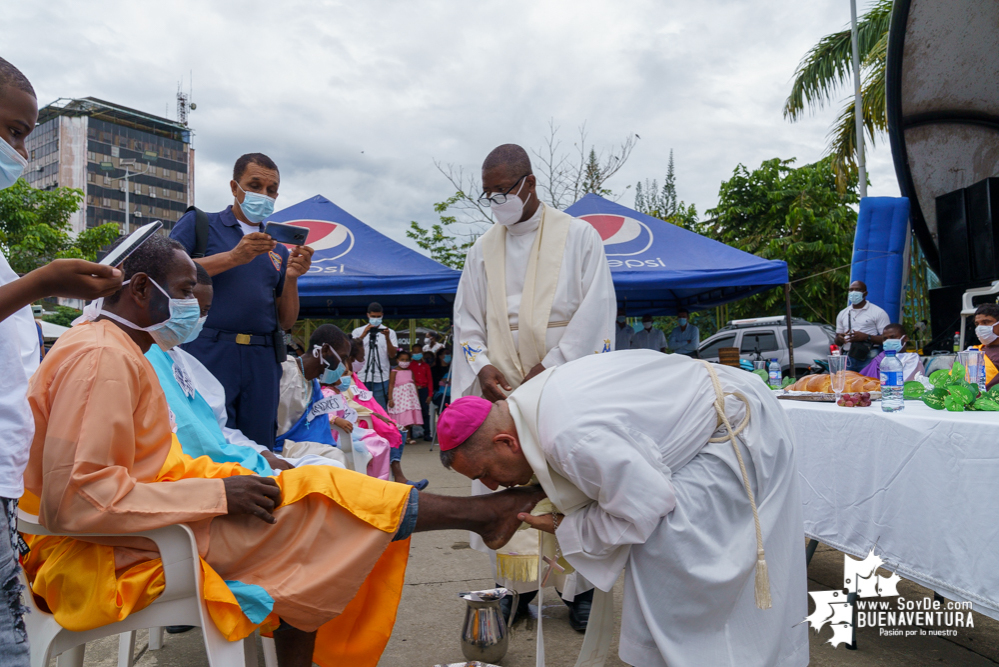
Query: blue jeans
[[0, 499, 29, 666], [368, 380, 390, 410], [390, 430, 406, 464], [392, 489, 419, 541]]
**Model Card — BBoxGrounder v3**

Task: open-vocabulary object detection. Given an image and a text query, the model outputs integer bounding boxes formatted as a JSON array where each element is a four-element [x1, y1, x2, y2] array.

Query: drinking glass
[[753, 360, 767, 371], [959, 350, 985, 390], [828, 355, 848, 399]]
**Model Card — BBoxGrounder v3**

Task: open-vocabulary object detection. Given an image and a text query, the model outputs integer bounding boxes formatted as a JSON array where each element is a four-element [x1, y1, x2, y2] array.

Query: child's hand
[[388, 399, 395, 408], [334, 418, 354, 434]]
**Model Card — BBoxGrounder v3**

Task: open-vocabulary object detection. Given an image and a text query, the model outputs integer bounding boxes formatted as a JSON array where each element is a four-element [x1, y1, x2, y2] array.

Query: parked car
[[697, 316, 836, 375]]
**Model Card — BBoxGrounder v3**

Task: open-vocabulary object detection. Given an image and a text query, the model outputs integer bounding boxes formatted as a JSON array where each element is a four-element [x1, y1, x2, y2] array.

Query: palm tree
[[783, 0, 893, 189]]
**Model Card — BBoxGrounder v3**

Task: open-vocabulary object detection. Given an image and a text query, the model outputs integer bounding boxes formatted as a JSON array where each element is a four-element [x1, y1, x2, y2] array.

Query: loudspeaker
[[928, 279, 995, 352], [966, 177, 999, 281], [936, 189, 970, 286]]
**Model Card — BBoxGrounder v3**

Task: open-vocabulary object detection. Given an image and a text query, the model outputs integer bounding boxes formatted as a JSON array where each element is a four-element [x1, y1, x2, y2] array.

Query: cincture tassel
[[701, 360, 772, 610]]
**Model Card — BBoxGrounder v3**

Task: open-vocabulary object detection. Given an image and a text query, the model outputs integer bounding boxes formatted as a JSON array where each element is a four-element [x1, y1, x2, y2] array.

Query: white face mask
[[490, 179, 531, 226], [643, 322, 653, 330], [976, 324, 998, 345]]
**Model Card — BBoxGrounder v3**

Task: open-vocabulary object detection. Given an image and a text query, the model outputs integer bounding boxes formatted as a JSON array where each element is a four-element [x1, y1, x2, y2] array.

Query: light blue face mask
[[443, 355, 452, 364], [338, 375, 352, 392], [314, 346, 346, 385], [678, 318, 688, 326], [883, 338, 904, 353], [369, 317, 382, 327], [184, 315, 207, 344], [236, 183, 276, 224], [848, 291, 864, 305], [0, 137, 28, 190], [98, 277, 201, 351], [412, 353, 423, 361]]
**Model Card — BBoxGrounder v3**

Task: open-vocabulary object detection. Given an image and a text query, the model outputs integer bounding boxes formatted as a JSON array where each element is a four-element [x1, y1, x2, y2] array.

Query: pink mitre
[[438, 396, 493, 451]]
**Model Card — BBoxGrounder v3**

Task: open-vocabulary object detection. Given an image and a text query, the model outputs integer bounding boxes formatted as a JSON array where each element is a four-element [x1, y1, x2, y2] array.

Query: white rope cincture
[[700, 360, 772, 610]]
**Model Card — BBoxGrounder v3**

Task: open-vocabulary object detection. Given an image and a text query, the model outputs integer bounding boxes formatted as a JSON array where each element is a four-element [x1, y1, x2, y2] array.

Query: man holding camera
[[171, 152, 313, 450], [352, 302, 399, 409]]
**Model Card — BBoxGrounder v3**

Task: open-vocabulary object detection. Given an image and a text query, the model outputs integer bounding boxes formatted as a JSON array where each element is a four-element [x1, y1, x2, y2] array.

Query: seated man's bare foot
[[478, 485, 547, 550]]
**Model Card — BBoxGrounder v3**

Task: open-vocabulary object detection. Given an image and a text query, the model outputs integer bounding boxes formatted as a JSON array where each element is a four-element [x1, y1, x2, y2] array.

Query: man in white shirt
[[631, 314, 667, 352], [614, 307, 633, 352], [835, 280, 890, 372], [351, 302, 398, 409], [0, 58, 124, 665], [438, 351, 808, 667], [452, 143, 616, 631], [422, 331, 444, 356]]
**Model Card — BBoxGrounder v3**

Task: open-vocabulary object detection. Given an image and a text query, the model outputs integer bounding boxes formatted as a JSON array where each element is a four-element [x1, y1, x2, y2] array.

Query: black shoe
[[498, 588, 536, 624], [564, 589, 594, 633], [165, 625, 195, 634]]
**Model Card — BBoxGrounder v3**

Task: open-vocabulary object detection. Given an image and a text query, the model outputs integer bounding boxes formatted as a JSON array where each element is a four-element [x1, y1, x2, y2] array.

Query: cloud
[[9, 0, 898, 246]]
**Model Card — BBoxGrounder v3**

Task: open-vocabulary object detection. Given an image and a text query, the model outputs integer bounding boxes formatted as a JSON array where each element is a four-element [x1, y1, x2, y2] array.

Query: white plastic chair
[[17, 508, 261, 667], [333, 424, 372, 475]]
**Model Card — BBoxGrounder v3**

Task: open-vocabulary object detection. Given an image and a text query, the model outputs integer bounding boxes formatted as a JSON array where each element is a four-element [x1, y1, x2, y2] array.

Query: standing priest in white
[[452, 143, 616, 630], [438, 350, 808, 667]]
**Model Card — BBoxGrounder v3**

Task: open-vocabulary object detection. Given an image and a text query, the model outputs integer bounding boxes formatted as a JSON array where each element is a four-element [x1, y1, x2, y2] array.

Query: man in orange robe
[[21, 234, 544, 667]]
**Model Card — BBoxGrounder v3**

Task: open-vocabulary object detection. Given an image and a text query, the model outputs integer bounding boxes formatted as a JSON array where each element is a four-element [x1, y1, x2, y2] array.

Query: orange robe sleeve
[[26, 326, 229, 534]]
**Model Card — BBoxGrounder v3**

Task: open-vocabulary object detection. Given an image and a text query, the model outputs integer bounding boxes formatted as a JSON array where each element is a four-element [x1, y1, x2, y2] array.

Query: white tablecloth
[[782, 398, 999, 619]]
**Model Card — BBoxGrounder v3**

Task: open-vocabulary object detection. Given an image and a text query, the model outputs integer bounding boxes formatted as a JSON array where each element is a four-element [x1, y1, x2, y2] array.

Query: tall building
[[24, 97, 195, 235]]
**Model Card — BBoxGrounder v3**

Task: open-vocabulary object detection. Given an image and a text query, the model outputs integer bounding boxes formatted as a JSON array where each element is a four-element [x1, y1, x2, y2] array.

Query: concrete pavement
[[67, 442, 999, 666]]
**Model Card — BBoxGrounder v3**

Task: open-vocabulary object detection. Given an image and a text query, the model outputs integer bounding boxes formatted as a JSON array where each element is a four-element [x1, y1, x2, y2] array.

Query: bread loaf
[[788, 372, 879, 393]]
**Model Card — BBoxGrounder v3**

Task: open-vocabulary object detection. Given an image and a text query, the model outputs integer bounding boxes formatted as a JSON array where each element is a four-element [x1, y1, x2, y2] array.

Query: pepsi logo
[[580, 213, 653, 257], [280, 219, 354, 261]]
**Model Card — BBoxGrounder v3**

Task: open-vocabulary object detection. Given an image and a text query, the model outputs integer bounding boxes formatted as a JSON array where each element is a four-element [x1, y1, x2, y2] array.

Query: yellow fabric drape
[[21, 437, 411, 666]]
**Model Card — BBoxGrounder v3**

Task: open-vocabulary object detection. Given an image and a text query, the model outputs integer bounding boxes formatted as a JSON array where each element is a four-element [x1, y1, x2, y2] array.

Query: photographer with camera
[[351, 302, 398, 409]]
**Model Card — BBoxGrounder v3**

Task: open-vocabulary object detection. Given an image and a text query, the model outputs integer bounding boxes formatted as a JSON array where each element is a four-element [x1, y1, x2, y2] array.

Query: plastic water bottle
[[880, 350, 905, 412], [768, 358, 782, 389]]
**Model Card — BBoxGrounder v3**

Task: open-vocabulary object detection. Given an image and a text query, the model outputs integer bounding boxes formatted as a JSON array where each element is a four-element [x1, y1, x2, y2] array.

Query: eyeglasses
[[477, 174, 529, 207]]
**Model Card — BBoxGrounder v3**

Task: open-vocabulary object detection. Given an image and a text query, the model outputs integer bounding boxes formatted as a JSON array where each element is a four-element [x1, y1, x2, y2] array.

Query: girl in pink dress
[[388, 351, 424, 437]]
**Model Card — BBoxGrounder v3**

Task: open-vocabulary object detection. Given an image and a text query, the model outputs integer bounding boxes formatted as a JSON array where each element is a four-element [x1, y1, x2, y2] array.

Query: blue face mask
[[443, 355, 452, 364], [0, 137, 27, 191], [236, 183, 276, 224], [369, 317, 382, 327], [338, 375, 352, 392], [98, 277, 201, 351], [883, 338, 904, 353], [848, 291, 864, 305], [184, 315, 207, 344], [314, 346, 346, 385], [412, 353, 423, 361], [678, 318, 687, 326]]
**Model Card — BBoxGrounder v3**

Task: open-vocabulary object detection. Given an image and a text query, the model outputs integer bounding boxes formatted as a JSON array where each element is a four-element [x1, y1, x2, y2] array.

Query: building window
[[103, 176, 110, 185]]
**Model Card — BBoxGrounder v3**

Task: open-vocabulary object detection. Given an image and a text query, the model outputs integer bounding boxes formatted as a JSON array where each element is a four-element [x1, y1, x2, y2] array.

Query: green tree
[[783, 0, 891, 187], [634, 150, 699, 231], [0, 179, 120, 273], [705, 156, 859, 326], [407, 193, 477, 270], [41, 305, 82, 328]]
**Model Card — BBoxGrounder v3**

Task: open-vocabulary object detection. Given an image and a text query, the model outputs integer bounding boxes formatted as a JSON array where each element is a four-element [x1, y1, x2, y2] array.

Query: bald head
[[440, 401, 534, 490], [482, 144, 532, 180]]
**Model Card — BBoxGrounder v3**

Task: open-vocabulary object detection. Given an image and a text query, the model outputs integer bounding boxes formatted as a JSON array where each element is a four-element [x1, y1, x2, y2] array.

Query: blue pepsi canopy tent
[[564, 194, 789, 315], [266, 195, 460, 317]]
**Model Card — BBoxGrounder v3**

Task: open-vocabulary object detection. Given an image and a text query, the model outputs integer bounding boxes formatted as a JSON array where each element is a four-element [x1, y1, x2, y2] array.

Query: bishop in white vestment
[[452, 144, 616, 626], [438, 350, 809, 667]]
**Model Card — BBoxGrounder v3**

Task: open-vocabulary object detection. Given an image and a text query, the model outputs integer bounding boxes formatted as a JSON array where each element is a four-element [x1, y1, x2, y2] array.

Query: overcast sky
[[11, 0, 898, 248]]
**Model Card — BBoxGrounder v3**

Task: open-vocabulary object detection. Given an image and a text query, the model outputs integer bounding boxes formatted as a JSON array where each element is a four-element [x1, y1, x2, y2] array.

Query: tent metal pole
[[785, 283, 796, 380]]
